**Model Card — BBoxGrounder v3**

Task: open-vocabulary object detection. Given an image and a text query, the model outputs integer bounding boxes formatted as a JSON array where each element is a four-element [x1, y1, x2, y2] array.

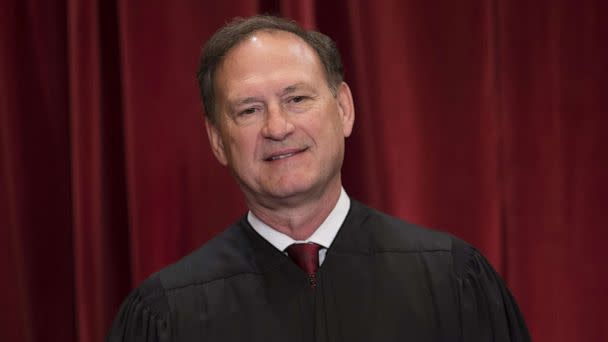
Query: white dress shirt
[[247, 188, 350, 265]]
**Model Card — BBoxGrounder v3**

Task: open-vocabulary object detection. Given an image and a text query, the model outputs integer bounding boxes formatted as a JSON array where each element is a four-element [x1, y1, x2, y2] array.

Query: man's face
[[206, 30, 354, 208]]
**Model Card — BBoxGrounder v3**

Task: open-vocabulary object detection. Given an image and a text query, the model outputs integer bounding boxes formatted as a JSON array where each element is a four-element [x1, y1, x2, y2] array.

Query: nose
[[261, 104, 295, 140]]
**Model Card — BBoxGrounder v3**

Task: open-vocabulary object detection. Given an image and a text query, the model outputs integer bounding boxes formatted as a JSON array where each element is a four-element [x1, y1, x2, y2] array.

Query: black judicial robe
[[107, 200, 530, 341]]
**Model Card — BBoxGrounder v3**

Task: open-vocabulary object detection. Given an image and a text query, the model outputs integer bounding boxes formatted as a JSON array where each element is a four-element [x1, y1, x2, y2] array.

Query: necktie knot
[[286, 243, 321, 280]]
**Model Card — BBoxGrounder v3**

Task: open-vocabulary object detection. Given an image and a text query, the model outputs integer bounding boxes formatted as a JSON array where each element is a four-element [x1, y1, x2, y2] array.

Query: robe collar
[[246, 188, 350, 252]]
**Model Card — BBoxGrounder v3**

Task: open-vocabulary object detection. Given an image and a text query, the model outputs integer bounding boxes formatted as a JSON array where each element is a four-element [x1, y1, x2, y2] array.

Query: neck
[[246, 182, 342, 241]]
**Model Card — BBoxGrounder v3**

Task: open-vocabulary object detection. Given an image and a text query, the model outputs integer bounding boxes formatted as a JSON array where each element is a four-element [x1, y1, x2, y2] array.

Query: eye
[[284, 94, 315, 113], [239, 107, 257, 116], [290, 96, 308, 104], [289, 95, 310, 103]]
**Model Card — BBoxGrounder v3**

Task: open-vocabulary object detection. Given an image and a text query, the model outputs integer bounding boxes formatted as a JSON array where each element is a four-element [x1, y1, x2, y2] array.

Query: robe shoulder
[[106, 219, 257, 341], [158, 219, 259, 290], [348, 201, 531, 341], [350, 200, 474, 274], [354, 200, 453, 251]]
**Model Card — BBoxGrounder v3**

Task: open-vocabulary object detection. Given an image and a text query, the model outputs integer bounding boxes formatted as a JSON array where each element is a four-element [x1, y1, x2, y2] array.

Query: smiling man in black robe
[[107, 15, 530, 342]]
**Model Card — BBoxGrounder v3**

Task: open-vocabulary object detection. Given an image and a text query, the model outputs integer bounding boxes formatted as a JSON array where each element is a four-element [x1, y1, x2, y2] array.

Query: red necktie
[[286, 243, 321, 288]]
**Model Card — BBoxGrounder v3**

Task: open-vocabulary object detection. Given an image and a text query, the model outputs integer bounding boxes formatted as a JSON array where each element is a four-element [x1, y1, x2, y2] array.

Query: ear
[[205, 118, 228, 166], [336, 82, 355, 137]]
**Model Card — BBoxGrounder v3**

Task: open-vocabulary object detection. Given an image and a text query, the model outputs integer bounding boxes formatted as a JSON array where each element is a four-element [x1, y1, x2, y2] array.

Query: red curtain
[[1, 1, 606, 341]]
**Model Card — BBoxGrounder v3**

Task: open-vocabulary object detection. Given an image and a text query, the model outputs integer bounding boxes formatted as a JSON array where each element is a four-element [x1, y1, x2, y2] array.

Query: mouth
[[264, 147, 309, 162]]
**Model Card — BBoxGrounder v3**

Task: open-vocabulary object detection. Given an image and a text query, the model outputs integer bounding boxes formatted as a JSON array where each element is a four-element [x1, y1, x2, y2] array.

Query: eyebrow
[[233, 97, 263, 106], [279, 83, 309, 96]]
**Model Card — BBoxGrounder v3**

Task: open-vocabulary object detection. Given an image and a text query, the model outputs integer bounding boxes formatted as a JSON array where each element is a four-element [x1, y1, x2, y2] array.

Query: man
[[107, 15, 530, 341]]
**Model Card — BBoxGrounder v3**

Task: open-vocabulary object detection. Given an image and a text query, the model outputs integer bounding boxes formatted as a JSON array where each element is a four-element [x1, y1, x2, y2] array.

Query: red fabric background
[[1, 1, 606, 341]]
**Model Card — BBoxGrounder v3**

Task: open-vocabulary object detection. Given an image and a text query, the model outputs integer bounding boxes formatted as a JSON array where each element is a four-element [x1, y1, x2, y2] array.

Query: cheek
[[304, 107, 333, 131], [227, 132, 259, 162], [317, 113, 345, 140]]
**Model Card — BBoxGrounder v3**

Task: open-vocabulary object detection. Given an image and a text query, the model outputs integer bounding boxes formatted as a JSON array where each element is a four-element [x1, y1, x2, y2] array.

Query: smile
[[264, 147, 308, 162]]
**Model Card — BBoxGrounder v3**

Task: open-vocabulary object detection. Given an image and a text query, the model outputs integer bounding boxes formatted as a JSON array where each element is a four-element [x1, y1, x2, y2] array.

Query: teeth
[[270, 152, 295, 161]]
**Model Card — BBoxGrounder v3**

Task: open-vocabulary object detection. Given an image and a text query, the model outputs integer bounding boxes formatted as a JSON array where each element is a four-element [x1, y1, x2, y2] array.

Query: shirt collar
[[247, 188, 351, 252]]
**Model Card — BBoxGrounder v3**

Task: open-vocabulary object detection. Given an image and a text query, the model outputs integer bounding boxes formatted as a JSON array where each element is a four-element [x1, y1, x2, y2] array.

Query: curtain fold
[[497, 1, 608, 340], [1, 1, 606, 341], [66, 0, 131, 340], [1, 0, 74, 341]]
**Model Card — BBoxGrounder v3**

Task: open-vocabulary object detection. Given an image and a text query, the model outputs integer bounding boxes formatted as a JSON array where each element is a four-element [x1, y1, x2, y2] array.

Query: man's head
[[200, 15, 355, 212], [197, 15, 344, 125]]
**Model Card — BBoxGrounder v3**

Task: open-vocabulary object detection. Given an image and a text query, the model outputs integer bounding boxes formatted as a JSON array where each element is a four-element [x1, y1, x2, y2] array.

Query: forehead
[[224, 30, 319, 67], [214, 31, 325, 99]]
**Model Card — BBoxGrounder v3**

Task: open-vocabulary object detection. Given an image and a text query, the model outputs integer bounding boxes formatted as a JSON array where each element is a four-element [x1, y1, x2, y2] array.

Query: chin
[[266, 184, 311, 199], [263, 177, 318, 200]]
